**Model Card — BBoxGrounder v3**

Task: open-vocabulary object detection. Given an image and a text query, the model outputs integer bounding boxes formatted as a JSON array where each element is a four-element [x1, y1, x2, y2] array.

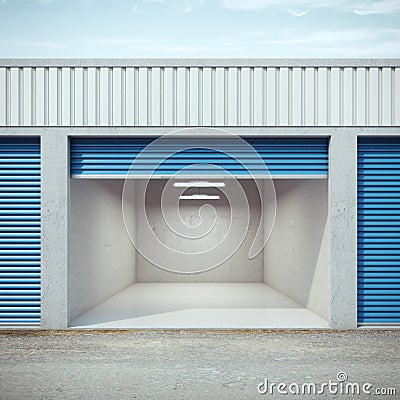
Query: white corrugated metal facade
[[0, 59, 399, 127]]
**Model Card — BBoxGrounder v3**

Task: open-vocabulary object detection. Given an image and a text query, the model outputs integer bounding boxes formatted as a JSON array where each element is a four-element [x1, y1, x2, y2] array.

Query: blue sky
[[0, 0, 399, 57]]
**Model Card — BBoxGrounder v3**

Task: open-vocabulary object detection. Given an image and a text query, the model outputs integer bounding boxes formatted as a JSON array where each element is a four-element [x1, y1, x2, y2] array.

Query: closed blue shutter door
[[0, 138, 41, 326], [70, 138, 328, 177], [358, 138, 400, 324]]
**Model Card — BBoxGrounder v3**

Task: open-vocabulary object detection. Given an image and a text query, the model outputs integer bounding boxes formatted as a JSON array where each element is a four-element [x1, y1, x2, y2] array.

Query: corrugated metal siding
[[0, 65, 399, 127], [70, 138, 328, 177], [358, 138, 400, 324], [0, 138, 40, 325]]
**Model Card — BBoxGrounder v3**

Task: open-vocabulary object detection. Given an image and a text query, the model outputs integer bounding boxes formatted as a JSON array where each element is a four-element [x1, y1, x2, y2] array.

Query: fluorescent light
[[173, 181, 225, 188], [179, 194, 220, 200]]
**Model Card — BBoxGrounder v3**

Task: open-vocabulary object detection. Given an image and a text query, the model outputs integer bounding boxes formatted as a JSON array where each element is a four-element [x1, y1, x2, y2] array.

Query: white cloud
[[222, 0, 328, 11], [288, 8, 309, 17], [182, 5, 193, 13], [178, 0, 206, 13], [252, 28, 397, 46], [243, 31, 272, 38], [7, 27, 400, 57], [15, 41, 64, 48], [222, 0, 400, 15], [81, 37, 159, 46], [352, 0, 400, 15], [142, 0, 204, 13], [236, 27, 400, 56], [162, 45, 209, 52]]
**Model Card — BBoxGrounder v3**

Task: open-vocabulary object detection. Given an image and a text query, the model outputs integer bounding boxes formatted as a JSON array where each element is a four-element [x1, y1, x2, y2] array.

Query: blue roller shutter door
[[0, 138, 41, 326], [358, 138, 400, 324], [70, 138, 328, 177]]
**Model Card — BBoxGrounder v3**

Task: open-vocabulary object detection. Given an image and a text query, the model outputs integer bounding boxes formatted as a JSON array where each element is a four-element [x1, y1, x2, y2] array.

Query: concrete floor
[[70, 283, 329, 329], [0, 330, 399, 400]]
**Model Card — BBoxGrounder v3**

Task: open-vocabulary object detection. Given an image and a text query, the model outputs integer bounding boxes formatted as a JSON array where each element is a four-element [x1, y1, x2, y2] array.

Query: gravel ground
[[0, 330, 399, 400]]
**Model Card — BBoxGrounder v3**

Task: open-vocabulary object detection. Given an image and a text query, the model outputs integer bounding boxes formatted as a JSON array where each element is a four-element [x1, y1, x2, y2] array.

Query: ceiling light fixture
[[179, 194, 220, 200], [173, 181, 225, 188]]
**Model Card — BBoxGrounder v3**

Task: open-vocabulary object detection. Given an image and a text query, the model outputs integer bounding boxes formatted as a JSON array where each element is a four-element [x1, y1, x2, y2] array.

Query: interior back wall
[[136, 179, 264, 283]]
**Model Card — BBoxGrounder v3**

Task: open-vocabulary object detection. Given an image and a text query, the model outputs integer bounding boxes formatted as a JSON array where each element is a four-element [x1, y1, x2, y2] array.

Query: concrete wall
[[69, 179, 136, 322], [263, 179, 330, 321], [329, 132, 357, 328], [136, 179, 264, 282], [40, 132, 69, 328]]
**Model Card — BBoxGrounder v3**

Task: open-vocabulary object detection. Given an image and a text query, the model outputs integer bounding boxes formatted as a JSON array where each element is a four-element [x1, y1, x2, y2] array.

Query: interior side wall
[[136, 179, 264, 282], [68, 179, 136, 322], [264, 179, 330, 321]]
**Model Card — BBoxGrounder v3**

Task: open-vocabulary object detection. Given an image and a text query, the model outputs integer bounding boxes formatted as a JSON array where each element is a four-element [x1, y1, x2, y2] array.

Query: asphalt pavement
[[0, 329, 399, 400]]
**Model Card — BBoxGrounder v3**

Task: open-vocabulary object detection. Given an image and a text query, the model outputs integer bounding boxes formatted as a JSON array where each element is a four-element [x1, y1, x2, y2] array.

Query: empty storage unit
[[68, 137, 329, 328], [0, 58, 399, 329]]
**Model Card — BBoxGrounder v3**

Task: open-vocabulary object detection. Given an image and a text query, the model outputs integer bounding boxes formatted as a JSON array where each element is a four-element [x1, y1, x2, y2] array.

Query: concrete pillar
[[329, 131, 358, 328], [41, 131, 69, 328]]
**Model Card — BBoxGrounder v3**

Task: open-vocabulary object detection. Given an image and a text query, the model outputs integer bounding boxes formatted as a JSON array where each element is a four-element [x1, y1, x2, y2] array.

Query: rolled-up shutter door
[[358, 138, 400, 325], [70, 138, 328, 177], [0, 138, 41, 326]]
